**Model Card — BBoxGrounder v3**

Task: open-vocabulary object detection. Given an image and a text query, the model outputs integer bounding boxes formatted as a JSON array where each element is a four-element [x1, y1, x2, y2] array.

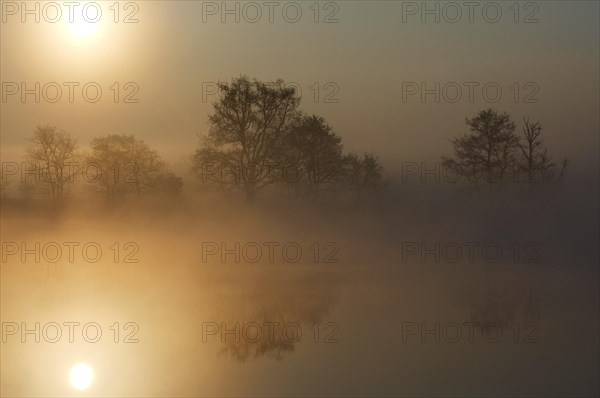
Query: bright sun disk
[[67, 19, 98, 37], [69, 363, 93, 390]]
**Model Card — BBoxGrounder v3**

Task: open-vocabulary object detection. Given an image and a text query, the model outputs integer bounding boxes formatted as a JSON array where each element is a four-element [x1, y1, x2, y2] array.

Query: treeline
[[2, 128, 184, 202], [442, 108, 568, 192], [0, 76, 567, 205], [191, 76, 384, 203]]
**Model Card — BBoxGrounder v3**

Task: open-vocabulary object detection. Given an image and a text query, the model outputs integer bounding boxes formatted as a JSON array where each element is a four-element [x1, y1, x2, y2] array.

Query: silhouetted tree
[[192, 76, 301, 203], [25, 125, 78, 201], [442, 109, 518, 190], [342, 153, 385, 204], [87, 134, 182, 200], [152, 170, 184, 198], [280, 114, 343, 201], [517, 118, 568, 186]]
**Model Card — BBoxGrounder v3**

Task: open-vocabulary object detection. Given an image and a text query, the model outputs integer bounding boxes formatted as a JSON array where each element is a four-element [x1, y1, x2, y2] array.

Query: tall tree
[[442, 108, 518, 189], [280, 114, 343, 201], [517, 118, 568, 185], [26, 125, 78, 201], [192, 76, 301, 203]]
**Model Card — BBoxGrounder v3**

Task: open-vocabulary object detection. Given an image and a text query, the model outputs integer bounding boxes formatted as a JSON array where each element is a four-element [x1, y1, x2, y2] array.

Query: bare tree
[[87, 134, 182, 200], [342, 153, 385, 204], [442, 109, 519, 190], [518, 118, 543, 183], [25, 125, 78, 201], [517, 118, 568, 186], [192, 76, 301, 203]]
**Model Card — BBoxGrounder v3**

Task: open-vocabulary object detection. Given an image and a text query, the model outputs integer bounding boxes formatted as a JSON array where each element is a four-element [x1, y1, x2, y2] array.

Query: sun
[[69, 363, 94, 390], [67, 19, 99, 37]]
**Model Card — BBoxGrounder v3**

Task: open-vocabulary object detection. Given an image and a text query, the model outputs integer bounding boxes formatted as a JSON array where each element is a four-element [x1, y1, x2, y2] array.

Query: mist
[[1, 1, 599, 397]]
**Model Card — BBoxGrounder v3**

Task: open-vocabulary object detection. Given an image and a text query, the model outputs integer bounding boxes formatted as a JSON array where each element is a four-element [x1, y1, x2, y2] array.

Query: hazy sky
[[1, 1, 598, 173], [1, 4, 599, 395]]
